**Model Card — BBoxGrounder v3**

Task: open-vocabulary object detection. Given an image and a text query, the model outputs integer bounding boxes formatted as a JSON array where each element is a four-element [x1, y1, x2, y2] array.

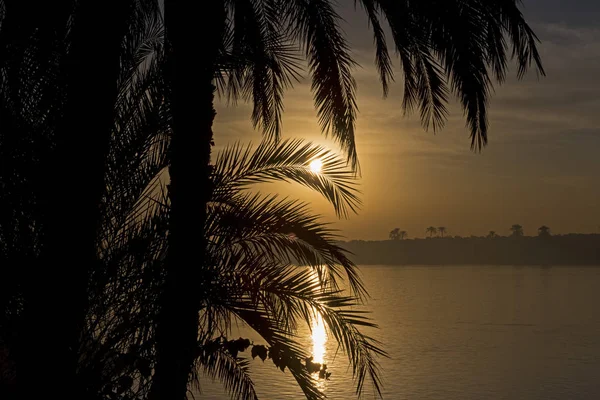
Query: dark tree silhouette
[[426, 226, 438, 238], [342, 235, 600, 266], [0, 1, 145, 397], [1, 13, 384, 393], [390, 228, 408, 240], [158, 1, 545, 396], [487, 231, 497, 238], [438, 226, 447, 238], [82, 135, 381, 399], [538, 225, 551, 238], [0, 1, 546, 398], [510, 224, 524, 237]]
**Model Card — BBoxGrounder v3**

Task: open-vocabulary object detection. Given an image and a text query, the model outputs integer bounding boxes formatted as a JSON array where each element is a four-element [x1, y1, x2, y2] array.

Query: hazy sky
[[214, 0, 600, 240]]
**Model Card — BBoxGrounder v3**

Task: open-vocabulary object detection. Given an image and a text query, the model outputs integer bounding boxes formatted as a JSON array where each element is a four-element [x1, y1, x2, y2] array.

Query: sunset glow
[[309, 159, 323, 174]]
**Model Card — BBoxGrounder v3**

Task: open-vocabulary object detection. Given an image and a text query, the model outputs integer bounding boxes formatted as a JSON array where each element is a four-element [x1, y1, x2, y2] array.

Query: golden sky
[[213, 0, 600, 240]]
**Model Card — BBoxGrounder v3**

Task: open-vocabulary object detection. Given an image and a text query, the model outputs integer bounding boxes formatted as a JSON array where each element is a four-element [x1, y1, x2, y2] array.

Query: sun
[[309, 159, 323, 173]]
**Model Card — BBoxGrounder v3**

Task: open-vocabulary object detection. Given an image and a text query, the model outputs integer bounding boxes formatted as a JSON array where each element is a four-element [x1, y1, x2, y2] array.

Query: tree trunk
[[150, 1, 226, 399], [17, 1, 134, 398]]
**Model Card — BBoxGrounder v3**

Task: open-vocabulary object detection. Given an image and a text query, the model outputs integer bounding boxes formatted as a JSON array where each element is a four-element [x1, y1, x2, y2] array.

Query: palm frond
[[229, 305, 326, 400], [194, 341, 259, 400], [356, 0, 394, 97], [283, 0, 359, 170], [225, 260, 386, 398], [366, 0, 544, 149], [212, 139, 361, 218], [212, 261, 385, 400], [490, 0, 545, 79], [219, 0, 302, 139], [208, 193, 366, 298], [424, 1, 493, 150]]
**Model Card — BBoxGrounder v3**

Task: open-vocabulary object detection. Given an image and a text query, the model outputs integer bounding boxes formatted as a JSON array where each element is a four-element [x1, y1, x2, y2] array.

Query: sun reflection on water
[[308, 268, 329, 392], [311, 312, 327, 365], [310, 310, 328, 392]]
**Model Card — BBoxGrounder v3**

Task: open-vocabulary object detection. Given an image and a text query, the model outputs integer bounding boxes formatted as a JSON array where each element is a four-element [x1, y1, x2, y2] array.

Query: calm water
[[199, 265, 600, 399]]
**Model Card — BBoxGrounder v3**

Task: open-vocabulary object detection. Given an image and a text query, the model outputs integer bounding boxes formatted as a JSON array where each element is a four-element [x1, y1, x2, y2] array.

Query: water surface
[[199, 265, 600, 399]]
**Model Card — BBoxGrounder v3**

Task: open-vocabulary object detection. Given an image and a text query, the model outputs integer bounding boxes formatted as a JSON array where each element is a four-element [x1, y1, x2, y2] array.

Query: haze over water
[[201, 265, 600, 399]]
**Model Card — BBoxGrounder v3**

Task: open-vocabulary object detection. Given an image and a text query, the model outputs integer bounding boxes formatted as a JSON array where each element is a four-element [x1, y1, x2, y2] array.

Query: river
[[198, 265, 600, 399]]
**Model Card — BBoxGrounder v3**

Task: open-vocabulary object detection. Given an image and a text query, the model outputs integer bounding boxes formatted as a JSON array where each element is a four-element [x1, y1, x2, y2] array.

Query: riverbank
[[340, 234, 600, 266]]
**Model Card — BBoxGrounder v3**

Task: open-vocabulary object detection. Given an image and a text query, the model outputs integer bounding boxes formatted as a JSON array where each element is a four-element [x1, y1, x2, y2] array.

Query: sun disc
[[309, 159, 322, 173]]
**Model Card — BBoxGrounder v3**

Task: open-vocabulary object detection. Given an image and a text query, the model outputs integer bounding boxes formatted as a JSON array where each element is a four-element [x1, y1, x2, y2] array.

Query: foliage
[[84, 130, 385, 399], [510, 224, 524, 237], [426, 226, 437, 238], [538, 226, 551, 237], [215, 0, 545, 169], [389, 229, 407, 240]]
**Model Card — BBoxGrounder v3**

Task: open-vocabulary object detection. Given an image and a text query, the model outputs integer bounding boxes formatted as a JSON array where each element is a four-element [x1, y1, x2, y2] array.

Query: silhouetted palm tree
[[83, 138, 381, 399], [538, 225, 551, 238], [0, 2, 153, 397], [389, 228, 400, 240], [487, 231, 497, 239], [510, 224, 524, 237], [159, 1, 546, 397], [438, 227, 447, 238], [399, 231, 408, 240], [426, 226, 438, 238]]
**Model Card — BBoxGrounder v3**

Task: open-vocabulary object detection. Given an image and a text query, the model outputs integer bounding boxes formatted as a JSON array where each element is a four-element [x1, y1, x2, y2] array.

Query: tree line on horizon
[[345, 232, 600, 266], [389, 225, 558, 240]]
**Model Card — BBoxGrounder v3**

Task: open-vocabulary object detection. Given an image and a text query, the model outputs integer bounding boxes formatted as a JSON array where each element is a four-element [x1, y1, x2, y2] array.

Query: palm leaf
[[194, 342, 259, 400], [283, 0, 359, 169], [218, 0, 302, 139], [363, 0, 544, 149], [213, 139, 361, 218], [208, 192, 366, 298]]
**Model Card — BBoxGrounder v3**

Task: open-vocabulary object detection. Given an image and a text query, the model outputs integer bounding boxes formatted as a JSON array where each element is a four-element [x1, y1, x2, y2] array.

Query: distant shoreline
[[340, 234, 600, 266]]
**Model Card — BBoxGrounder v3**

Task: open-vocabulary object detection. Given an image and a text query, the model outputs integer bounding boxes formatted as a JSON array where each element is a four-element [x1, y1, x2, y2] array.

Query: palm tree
[[81, 137, 381, 400], [426, 226, 437, 238], [438, 227, 447, 238], [158, 1, 546, 396], [0, 2, 149, 397], [538, 225, 551, 238], [487, 231, 497, 239], [399, 231, 408, 240], [510, 224, 524, 237], [0, 0, 547, 394], [389, 228, 400, 240]]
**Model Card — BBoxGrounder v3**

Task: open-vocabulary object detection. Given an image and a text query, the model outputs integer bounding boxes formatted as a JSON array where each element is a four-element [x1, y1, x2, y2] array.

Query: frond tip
[[359, 0, 544, 151]]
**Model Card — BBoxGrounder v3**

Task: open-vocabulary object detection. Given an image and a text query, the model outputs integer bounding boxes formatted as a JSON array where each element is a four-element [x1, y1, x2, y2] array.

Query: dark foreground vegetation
[[343, 235, 600, 266], [0, 0, 545, 399]]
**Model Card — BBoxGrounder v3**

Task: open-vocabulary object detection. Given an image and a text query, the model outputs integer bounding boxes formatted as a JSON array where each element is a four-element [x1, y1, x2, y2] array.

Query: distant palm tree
[[426, 226, 437, 238], [399, 231, 408, 240], [437, 227, 447, 238], [510, 224, 524, 237], [389, 228, 400, 240], [538, 225, 551, 237], [487, 231, 497, 238]]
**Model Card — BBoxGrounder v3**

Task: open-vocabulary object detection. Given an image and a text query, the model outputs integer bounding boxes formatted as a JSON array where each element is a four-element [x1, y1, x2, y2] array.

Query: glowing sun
[[309, 159, 323, 173]]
